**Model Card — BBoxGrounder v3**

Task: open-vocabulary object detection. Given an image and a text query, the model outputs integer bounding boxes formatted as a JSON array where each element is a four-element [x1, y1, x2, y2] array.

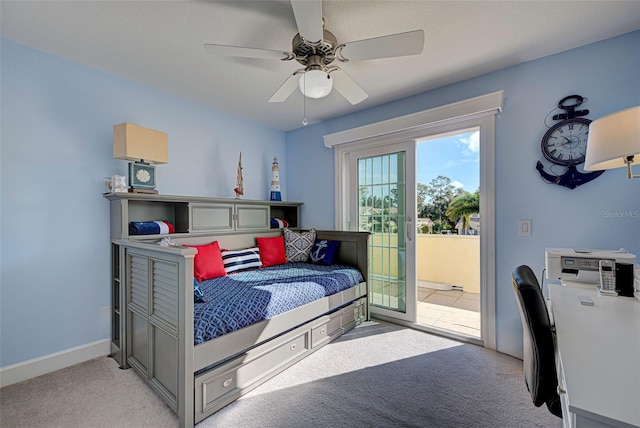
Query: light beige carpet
[[1, 322, 562, 428], [0, 352, 177, 428]]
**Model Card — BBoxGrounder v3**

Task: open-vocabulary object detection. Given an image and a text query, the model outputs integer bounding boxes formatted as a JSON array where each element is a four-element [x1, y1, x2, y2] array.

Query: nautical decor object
[[270, 157, 282, 201], [234, 152, 244, 199], [535, 95, 604, 189]]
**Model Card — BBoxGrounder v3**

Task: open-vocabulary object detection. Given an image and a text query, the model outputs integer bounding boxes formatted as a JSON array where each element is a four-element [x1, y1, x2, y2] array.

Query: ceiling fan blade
[[290, 0, 323, 43], [268, 74, 300, 103], [331, 69, 368, 105], [204, 44, 293, 61], [337, 29, 425, 62]]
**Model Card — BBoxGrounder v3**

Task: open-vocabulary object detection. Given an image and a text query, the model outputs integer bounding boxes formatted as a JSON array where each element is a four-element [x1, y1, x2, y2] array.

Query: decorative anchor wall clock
[[536, 95, 604, 189]]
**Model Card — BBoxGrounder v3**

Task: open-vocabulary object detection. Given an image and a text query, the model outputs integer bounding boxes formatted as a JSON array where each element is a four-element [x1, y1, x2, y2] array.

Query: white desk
[[548, 284, 640, 428]]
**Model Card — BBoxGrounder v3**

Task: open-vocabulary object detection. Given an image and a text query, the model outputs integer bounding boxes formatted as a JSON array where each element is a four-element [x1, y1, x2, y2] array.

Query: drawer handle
[[222, 378, 232, 388], [320, 328, 326, 335], [557, 386, 566, 395], [290, 343, 297, 351]]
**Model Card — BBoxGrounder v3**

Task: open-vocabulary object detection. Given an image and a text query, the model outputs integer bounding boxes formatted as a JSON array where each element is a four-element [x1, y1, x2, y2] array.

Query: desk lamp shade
[[113, 123, 168, 192], [584, 106, 640, 178]]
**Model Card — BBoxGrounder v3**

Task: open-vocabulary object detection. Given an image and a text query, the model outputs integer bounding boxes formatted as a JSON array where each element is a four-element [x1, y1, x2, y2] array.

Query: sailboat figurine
[[234, 152, 244, 199]]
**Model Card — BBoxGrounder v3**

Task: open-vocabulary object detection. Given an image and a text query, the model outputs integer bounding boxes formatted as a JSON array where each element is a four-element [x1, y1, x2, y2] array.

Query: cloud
[[456, 131, 479, 156], [451, 180, 464, 188]]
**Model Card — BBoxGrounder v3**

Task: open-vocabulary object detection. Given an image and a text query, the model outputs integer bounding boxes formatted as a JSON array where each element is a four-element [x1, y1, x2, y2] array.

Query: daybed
[[113, 229, 369, 427]]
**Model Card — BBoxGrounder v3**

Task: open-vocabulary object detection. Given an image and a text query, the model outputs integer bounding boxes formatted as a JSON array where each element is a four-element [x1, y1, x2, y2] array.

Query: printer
[[545, 248, 636, 286]]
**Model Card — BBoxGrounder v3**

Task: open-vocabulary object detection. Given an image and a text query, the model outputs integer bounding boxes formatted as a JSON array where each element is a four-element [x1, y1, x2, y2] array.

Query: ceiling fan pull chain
[[302, 73, 308, 126]]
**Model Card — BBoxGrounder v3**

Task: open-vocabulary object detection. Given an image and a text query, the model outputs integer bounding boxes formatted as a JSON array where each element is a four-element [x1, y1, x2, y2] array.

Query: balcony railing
[[417, 234, 480, 293]]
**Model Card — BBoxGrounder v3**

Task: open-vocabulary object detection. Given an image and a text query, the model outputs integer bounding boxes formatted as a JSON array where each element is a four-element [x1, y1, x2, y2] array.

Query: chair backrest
[[512, 265, 561, 416]]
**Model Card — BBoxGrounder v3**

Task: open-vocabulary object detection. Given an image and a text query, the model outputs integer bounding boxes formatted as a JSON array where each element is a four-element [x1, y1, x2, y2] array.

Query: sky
[[416, 130, 479, 193]]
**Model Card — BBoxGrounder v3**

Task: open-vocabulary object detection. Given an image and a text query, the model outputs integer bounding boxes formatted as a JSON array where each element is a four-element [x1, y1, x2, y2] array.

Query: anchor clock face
[[541, 118, 591, 166]]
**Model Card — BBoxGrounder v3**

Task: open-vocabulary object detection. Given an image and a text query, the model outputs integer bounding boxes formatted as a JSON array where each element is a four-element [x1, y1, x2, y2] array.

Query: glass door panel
[[349, 142, 416, 322]]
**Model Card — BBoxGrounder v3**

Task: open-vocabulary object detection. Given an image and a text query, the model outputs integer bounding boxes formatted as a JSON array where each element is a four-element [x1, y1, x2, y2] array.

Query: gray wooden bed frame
[[114, 229, 369, 427]]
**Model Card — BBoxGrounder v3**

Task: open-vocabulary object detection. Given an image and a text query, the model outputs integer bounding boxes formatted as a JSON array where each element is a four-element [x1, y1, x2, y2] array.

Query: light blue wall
[[285, 31, 640, 358], [0, 39, 286, 367], [1, 32, 638, 368]]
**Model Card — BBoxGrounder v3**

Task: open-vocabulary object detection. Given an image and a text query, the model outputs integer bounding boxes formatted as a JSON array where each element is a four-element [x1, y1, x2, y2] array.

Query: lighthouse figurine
[[270, 157, 282, 201]]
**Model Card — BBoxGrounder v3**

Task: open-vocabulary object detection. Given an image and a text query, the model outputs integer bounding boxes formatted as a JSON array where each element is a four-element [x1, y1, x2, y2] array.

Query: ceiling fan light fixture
[[299, 69, 332, 99]]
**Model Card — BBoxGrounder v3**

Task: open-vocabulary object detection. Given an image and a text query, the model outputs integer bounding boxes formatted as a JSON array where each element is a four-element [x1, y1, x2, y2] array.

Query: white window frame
[[324, 91, 502, 350]]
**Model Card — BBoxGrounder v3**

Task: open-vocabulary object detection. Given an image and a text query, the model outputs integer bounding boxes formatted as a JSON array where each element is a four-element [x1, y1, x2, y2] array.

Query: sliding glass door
[[331, 95, 499, 348], [348, 142, 416, 322]]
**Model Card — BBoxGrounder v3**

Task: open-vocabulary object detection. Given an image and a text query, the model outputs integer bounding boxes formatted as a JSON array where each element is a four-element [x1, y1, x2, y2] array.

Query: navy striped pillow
[[221, 247, 262, 274]]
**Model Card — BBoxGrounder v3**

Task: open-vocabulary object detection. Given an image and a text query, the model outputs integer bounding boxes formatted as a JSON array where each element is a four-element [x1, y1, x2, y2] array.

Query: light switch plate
[[519, 219, 532, 236]]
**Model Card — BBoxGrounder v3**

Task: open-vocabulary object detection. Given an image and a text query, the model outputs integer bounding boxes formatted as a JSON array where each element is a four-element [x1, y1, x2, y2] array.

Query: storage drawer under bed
[[194, 299, 364, 422], [195, 323, 311, 421], [311, 300, 361, 348]]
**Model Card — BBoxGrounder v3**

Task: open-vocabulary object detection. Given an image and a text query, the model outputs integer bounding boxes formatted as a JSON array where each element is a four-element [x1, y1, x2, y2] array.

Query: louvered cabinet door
[[125, 251, 180, 409], [149, 258, 179, 408], [126, 252, 150, 375]]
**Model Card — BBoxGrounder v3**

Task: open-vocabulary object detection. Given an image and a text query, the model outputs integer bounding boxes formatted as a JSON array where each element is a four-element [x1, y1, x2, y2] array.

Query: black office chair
[[511, 265, 562, 418]]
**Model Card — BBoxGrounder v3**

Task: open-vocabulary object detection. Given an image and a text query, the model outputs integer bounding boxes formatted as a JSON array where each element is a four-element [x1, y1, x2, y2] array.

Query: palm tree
[[446, 190, 479, 233]]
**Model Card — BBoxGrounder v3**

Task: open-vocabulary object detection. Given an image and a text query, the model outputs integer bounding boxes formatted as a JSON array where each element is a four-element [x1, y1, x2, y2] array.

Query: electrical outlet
[[519, 219, 532, 236]]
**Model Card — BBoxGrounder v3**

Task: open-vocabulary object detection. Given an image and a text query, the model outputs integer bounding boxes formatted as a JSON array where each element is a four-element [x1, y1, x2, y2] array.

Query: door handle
[[406, 217, 413, 242]]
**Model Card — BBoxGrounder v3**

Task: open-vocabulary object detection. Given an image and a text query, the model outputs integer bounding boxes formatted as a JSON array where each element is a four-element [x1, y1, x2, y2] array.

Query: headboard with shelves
[[105, 193, 302, 240]]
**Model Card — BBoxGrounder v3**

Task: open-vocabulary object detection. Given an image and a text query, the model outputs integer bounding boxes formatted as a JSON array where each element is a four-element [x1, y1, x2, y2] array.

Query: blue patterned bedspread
[[194, 262, 364, 345]]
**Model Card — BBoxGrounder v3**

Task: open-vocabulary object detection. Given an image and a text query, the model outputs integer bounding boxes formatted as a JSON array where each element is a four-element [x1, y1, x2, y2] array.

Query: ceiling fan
[[204, 0, 424, 105]]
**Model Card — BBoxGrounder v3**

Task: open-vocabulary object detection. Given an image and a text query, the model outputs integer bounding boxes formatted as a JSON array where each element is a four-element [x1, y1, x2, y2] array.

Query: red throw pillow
[[256, 236, 287, 267], [185, 241, 226, 281]]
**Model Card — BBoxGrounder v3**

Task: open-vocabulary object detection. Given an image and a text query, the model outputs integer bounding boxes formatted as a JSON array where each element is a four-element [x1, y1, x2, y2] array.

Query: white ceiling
[[2, 1, 640, 131]]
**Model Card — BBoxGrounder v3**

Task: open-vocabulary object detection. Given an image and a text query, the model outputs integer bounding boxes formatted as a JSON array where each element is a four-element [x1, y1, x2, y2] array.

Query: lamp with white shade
[[584, 106, 640, 179]]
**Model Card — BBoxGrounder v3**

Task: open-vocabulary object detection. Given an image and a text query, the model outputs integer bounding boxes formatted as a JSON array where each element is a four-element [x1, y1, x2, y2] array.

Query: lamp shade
[[584, 106, 640, 171], [299, 70, 333, 99], [113, 122, 168, 164]]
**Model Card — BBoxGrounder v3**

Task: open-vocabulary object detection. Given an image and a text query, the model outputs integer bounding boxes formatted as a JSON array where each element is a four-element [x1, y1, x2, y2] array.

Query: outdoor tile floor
[[417, 286, 481, 338]]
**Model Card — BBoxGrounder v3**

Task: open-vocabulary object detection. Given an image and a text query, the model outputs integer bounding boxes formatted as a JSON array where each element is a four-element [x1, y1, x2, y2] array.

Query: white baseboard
[[418, 280, 453, 291], [0, 339, 110, 388]]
